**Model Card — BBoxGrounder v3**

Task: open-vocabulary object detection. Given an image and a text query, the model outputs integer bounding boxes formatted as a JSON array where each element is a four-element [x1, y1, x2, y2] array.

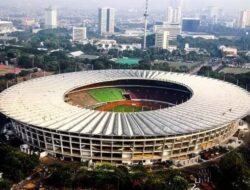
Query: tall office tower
[[166, 0, 182, 24], [239, 10, 250, 28], [72, 27, 87, 43], [166, 7, 182, 24], [207, 6, 220, 24], [98, 7, 115, 35], [155, 30, 170, 49], [45, 6, 57, 29]]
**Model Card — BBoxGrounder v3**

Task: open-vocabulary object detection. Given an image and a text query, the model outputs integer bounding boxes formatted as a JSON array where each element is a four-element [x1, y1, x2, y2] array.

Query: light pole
[[58, 62, 61, 74], [29, 54, 35, 69], [75, 62, 78, 72]]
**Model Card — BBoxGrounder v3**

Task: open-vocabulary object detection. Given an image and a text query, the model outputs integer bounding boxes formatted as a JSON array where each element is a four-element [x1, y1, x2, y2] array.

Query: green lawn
[[88, 88, 125, 102], [111, 105, 143, 112], [0, 69, 9, 73], [219, 67, 250, 74], [116, 58, 140, 65]]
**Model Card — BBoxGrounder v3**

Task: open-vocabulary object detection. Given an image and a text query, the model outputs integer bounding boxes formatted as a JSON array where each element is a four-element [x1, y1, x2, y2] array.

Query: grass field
[[116, 58, 140, 65], [0, 69, 8, 73], [219, 67, 250, 74], [110, 105, 143, 112], [88, 88, 125, 102]]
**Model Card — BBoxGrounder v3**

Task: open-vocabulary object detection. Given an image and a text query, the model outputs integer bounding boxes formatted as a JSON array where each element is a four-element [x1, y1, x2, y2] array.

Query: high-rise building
[[239, 10, 250, 28], [166, 6, 182, 24], [166, 0, 182, 24], [182, 18, 201, 32], [98, 7, 115, 35], [206, 6, 220, 24], [154, 24, 181, 41], [169, 0, 183, 9], [72, 27, 87, 43], [45, 6, 57, 29], [155, 30, 170, 49]]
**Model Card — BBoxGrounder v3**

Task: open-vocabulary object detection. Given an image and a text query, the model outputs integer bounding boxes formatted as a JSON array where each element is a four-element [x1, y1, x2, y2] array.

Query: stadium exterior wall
[[12, 119, 239, 165]]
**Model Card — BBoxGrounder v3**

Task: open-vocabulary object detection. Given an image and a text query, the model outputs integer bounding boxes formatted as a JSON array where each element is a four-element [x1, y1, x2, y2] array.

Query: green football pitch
[[116, 58, 140, 65], [110, 105, 143, 112], [87, 88, 125, 102]]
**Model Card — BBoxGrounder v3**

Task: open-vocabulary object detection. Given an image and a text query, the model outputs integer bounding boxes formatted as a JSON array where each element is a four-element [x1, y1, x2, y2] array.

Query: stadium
[[0, 70, 250, 165]]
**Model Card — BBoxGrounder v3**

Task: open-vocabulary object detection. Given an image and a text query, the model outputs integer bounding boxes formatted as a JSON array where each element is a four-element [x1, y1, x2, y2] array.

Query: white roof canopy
[[0, 70, 249, 137]]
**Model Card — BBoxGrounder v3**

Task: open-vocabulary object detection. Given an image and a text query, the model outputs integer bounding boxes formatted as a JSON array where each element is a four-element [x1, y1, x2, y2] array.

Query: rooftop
[[0, 70, 249, 137]]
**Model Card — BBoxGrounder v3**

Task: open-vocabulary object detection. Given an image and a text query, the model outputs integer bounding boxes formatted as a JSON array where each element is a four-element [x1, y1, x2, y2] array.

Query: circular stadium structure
[[0, 70, 250, 165]]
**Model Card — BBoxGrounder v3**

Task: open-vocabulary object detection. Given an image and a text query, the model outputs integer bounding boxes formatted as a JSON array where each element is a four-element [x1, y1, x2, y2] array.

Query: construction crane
[[143, 0, 149, 50]]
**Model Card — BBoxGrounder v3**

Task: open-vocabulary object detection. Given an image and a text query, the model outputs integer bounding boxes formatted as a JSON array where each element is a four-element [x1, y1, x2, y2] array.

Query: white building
[[184, 43, 200, 53], [0, 21, 14, 34], [121, 30, 145, 37], [154, 24, 181, 41], [95, 39, 117, 50], [239, 10, 250, 28], [181, 33, 216, 40], [45, 6, 57, 29], [219, 46, 238, 57], [98, 7, 115, 35], [166, 6, 182, 24], [155, 30, 170, 49], [72, 27, 87, 43], [94, 39, 141, 51], [70, 51, 84, 57]]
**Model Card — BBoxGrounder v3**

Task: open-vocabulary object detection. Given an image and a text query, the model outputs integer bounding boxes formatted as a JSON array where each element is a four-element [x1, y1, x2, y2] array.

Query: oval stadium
[[0, 70, 250, 165]]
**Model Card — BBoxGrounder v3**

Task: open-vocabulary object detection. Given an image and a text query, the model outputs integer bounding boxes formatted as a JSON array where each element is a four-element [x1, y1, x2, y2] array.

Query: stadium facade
[[0, 70, 250, 165]]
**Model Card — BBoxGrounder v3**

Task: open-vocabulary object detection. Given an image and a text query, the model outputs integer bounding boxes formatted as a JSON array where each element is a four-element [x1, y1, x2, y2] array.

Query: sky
[[1, 0, 250, 11]]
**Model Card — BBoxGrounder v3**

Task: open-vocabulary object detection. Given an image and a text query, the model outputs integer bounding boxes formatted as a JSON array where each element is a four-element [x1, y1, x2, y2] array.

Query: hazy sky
[[1, 0, 250, 11]]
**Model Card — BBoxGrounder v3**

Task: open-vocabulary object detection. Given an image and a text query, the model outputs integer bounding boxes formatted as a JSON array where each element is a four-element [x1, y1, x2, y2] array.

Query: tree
[[165, 169, 188, 190], [4, 73, 15, 80], [115, 166, 132, 190], [144, 170, 166, 190], [197, 66, 213, 76], [18, 70, 31, 77], [45, 164, 74, 188], [0, 179, 12, 190], [218, 151, 250, 190], [0, 145, 39, 182], [18, 55, 33, 68]]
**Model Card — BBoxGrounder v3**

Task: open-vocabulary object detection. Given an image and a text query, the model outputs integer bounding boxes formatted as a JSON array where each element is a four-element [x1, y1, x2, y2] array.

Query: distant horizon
[[0, 0, 250, 12]]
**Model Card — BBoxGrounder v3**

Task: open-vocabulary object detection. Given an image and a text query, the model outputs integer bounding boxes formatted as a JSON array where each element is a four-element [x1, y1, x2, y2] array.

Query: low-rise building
[[0, 21, 15, 34], [73, 27, 87, 43], [94, 39, 141, 51], [184, 43, 200, 53], [219, 46, 238, 57], [181, 33, 216, 40]]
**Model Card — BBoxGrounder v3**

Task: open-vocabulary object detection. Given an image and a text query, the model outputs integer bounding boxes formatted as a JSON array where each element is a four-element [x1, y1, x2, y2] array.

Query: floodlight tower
[[143, 0, 149, 50]]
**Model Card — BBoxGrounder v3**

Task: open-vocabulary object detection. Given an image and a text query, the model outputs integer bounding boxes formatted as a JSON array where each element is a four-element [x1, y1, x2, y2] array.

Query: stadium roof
[[0, 70, 250, 137]]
